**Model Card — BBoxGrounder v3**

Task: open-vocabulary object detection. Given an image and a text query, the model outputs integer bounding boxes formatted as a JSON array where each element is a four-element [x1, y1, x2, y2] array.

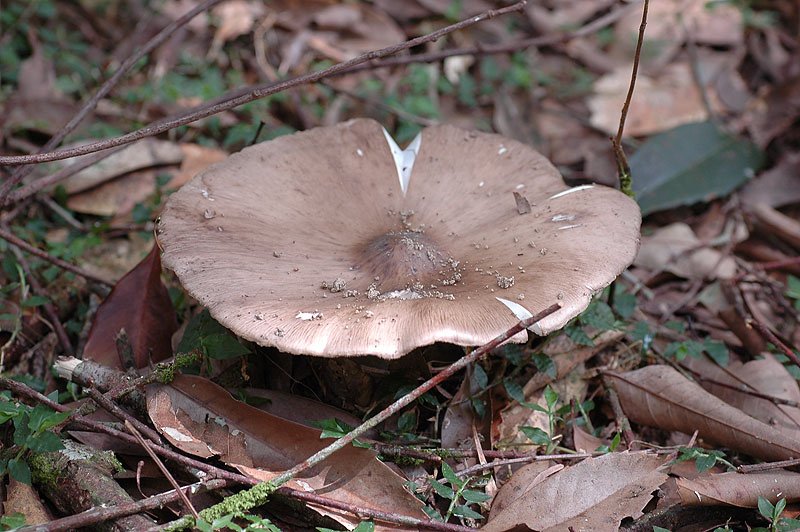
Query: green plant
[[195, 512, 281, 532], [313, 418, 370, 449], [320, 521, 374, 532], [786, 275, 800, 311], [755, 496, 800, 532], [0, 391, 70, 484], [505, 383, 561, 454], [675, 447, 734, 473], [424, 462, 490, 522]]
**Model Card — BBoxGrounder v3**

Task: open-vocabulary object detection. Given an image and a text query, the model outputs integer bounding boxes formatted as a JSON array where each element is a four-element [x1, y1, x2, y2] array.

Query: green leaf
[[472, 364, 488, 389], [504, 380, 526, 403], [630, 121, 763, 215], [461, 489, 491, 503], [397, 410, 417, 433], [0, 512, 27, 529], [520, 426, 550, 445], [757, 496, 775, 520], [532, 353, 557, 379], [352, 522, 375, 532], [565, 323, 593, 347], [613, 290, 637, 319], [695, 453, 717, 472], [703, 339, 729, 366], [441, 462, 462, 488], [453, 504, 483, 519], [653, 527, 672, 532], [8, 458, 31, 485], [178, 310, 249, 359], [429, 478, 455, 500], [26, 431, 64, 452], [775, 497, 787, 517], [581, 300, 616, 330], [544, 385, 559, 409], [21, 295, 49, 308]]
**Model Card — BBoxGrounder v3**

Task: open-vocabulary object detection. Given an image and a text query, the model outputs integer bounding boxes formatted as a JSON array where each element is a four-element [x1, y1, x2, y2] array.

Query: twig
[[0, 1, 527, 169], [16, 479, 229, 532], [8, 246, 74, 356], [0, 0, 635, 206], [0, 377, 474, 531], [0, 0, 226, 202], [85, 386, 163, 444], [605, 383, 637, 451], [124, 420, 199, 520], [612, 0, 649, 198], [738, 457, 800, 473], [0, 225, 113, 287], [747, 317, 800, 370]]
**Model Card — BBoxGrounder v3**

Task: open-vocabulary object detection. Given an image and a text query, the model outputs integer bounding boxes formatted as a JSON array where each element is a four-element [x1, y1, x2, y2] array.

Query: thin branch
[[267, 304, 560, 488], [0, 0, 637, 206], [0, 225, 113, 287], [612, 0, 649, 198], [747, 317, 800, 369], [16, 479, 229, 532], [0, 0, 226, 201], [124, 419, 199, 520], [0, 1, 527, 170]]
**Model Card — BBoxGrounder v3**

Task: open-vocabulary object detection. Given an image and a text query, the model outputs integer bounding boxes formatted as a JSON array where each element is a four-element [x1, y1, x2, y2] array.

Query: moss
[[155, 351, 202, 383], [29, 452, 62, 492], [198, 481, 277, 522]]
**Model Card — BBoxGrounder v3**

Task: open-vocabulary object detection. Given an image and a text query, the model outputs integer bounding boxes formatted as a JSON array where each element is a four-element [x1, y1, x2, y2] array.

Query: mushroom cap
[[158, 119, 641, 358]]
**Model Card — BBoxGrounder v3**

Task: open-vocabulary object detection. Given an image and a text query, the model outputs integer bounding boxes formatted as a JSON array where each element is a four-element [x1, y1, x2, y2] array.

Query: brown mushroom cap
[[158, 119, 640, 358]]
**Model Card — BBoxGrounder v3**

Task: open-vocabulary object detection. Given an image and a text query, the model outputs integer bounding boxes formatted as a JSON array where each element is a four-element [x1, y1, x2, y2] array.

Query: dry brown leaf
[[83, 245, 178, 369], [484, 452, 668, 532], [682, 354, 800, 439], [58, 138, 183, 194], [741, 153, 800, 209], [146, 375, 425, 530], [243, 388, 367, 434], [634, 222, 736, 280], [572, 425, 609, 453], [4, 478, 54, 525], [589, 63, 712, 136], [606, 365, 800, 462], [666, 470, 800, 507]]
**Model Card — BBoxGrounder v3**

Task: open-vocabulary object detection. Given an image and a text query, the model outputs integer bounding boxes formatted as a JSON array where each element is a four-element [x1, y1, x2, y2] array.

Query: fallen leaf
[[683, 354, 800, 439], [740, 153, 800, 209], [146, 375, 425, 530], [67, 168, 160, 218], [589, 64, 711, 136], [58, 138, 184, 194], [634, 222, 737, 280], [606, 365, 800, 462], [629, 121, 763, 215], [484, 452, 668, 532], [668, 470, 800, 507], [83, 245, 178, 369], [4, 478, 54, 525]]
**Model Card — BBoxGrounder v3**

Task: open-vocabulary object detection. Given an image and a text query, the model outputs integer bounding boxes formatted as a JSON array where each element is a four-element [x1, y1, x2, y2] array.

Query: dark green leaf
[[461, 489, 491, 503], [631, 121, 763, 215], [703, 339, 729, 366], [520, 426, 550, 445], [532, 353, 557, 379], [441, 462, 462, 488], [757, 496, 774, 520], [8, 458, 31, 485], [581, 300, 616, 330], [565, 324, 593, 347], [429, 478, 455, 500], [453, 504, 483, 519], [26, 431, 64, 452], [472, 364, 488, 389], [695, 453, 717, 472]]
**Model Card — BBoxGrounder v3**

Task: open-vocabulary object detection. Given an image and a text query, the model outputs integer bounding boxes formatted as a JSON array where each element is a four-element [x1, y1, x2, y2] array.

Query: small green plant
[[0, 391, 70, 484], [755, 496, 800, 532], [195, 512, 281, 532], [313, 417, 370, 449], [596, 432, 622, 453], [320, 521, 374, 532], [786, 275, 800, 311], [0, 512, 26, 531], [675, 447, 734, 473], [423, 462, 490, 522], [504, 383, 561, 454]]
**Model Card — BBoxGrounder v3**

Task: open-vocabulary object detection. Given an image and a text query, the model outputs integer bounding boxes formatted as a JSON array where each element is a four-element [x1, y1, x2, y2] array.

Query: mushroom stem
[[269, 302, 562, 488]]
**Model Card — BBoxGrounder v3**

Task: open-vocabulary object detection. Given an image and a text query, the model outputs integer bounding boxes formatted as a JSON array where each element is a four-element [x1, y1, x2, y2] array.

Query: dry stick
[[738, 457, 800, 473], [0, 0, 227, 201], [611, 0, 649, 198], [271, 304, 561, 488], [0, 225, 112, 287], [17, 479, 229, 532], [85, 386, 163, 445], [124, 419, 200, 520], [605, 384, 637, 451], [747, 317, 800, 369], [8, 246, 74, 356], [1, 0, 634, 205], [0, 1, 527, 169], [0, 378, 473, 532]]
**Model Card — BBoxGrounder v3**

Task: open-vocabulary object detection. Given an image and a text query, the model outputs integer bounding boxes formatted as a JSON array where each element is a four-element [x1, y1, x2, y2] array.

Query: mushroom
[[157, 119, 640, 358]]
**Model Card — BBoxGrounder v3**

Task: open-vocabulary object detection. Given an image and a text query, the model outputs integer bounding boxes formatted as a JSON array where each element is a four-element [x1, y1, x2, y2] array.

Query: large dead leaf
[[664, 470, 800, 507], [83, 245, 178, 369], [589, 63, 712, 136], [741, 153, 800, 209], [57, 138, 183, 194], [483, 452, 668, 532], [606, 365, 800, 462], [146, 375, 425, 530], [634, 223, 736, 280], [683, 354, 800, 439]]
